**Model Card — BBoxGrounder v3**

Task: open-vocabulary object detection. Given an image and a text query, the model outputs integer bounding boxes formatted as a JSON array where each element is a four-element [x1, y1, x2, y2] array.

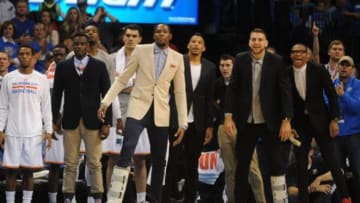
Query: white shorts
[[102, 127, 123, 155], [79, 140, 86, 153], [102, 127, 150, 155], [134, 128, 150, 155], [44, 132, 64, 165], [3, 135, 44, 169]]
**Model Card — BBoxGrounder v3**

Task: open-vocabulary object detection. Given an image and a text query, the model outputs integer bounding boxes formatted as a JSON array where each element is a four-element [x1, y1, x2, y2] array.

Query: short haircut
[[18, 44, 35, 55], [72, 32, 89, 42], [16, 0, 28, 6], [123, 24, 143, 37], [250, 28, 267, 39], [0, 51, 11, 60], [153, 24, 172, 34], [328, 40, 344, 50], [54, 44, 69, 54], [220, 54, 235, 64]]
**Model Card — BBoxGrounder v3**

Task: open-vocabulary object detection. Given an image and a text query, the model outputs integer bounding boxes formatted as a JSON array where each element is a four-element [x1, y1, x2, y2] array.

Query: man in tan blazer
[[98, 24, 187, 203]]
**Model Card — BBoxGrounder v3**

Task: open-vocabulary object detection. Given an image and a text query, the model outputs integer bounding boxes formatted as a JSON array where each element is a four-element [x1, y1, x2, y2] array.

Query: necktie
[[77, 63, 85, 76]]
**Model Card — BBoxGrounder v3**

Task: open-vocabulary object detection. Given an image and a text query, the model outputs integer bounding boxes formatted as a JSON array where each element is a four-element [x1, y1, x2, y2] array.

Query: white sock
[[137, 192, 146, 203], [6, 191, 15, 203], [22, 190, 33, 203], [87, 196, 95, 203], [48, 192, 57, 203]]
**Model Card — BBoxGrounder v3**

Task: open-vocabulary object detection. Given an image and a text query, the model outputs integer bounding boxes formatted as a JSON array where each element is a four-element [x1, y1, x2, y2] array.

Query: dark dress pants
[[294, 116, 349, 203], [117, 107, 168, 203]]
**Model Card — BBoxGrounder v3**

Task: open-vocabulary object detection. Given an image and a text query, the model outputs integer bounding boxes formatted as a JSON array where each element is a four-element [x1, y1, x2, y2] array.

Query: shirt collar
[[2, 36, 15, 44], [154, 44, 169, 55], [74, 55, 90, 67]]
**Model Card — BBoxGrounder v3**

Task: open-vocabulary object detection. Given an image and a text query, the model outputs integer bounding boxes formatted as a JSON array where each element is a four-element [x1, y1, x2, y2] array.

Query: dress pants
[[294, 116, 349, 203], [235, 124, 285, 203], [62, 119, 103, 199], [117, 106, 168, 203]]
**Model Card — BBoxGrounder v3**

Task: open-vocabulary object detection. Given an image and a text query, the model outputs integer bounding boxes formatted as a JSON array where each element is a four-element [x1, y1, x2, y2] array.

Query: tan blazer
[[102, 43, 187, 127]]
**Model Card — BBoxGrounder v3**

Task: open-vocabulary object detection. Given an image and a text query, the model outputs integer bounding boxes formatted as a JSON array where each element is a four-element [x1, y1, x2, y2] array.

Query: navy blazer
[[52, 56, 112, 130]]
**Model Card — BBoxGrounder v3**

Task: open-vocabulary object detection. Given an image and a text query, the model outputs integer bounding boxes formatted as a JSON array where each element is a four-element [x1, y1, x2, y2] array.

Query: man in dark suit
[[164, 33, 216, 203], [224, 28, 293, 203], [52, 32, 112, 203], [289, 43, 351, 203]]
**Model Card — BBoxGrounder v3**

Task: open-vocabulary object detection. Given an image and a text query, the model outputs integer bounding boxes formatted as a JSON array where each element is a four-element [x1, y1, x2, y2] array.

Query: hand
[[279, 120, 292, 142], [99, 125, 110, 140], [329, 120, 339, 138], [309, 178, 321, 189], [224, 115, 236, 137], [0, 131, 5, 149], [335, 82, 344, 96], [97, 104, 109, 123], [54, 113, 63, 134], [173, 128, 186, 146], [312, 22, 320, 36], [203, 127, 213, 145], [116, 119, 124, 135], [44, 133, 52, 149], [315, 184, 332, 194], [53, 123, 60, 133]]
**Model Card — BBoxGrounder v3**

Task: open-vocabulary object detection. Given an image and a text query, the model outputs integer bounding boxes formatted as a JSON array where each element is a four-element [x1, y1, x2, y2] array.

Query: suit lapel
[[305, 63, 312, 101], [245, 52, 252, 93], [194, 58, 207, 93], [184, 55, 193, 92]]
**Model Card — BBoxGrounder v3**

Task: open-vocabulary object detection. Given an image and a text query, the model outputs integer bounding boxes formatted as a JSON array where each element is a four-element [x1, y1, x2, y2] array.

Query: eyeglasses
[[291, 50, 307, 54]]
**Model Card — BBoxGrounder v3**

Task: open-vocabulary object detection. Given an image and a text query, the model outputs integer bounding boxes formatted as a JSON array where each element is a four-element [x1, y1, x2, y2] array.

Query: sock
[[22, 190, 33, 203], [137, 192, 146, 203], [48, 192, 57, 203], [94, 198, 102, 203], [87, 196, 95, 203], [6, 191, 15, 203]]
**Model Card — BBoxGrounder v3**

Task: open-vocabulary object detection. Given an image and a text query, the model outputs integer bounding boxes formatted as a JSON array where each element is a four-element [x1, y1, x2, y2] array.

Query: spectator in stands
[[38, 0, 65, 21], [77, 0, 92, 25], [87, 7, 119, 52], [333, 55, 360, 203], [11, 0, 35, 45], [30, 22, 54, 73], [313, 37, 345, 80], [60, 7, 83, 41], [0, 21, 19, 72], [40, 10, 59, 46]]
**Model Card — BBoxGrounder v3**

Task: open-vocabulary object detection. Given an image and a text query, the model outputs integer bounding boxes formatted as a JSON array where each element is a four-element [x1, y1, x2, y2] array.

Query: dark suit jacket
[[170, 55, 216, 132], [289, 62, 339, 135], [225, 51, 293, 133], [52, 56, 112, 130]]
